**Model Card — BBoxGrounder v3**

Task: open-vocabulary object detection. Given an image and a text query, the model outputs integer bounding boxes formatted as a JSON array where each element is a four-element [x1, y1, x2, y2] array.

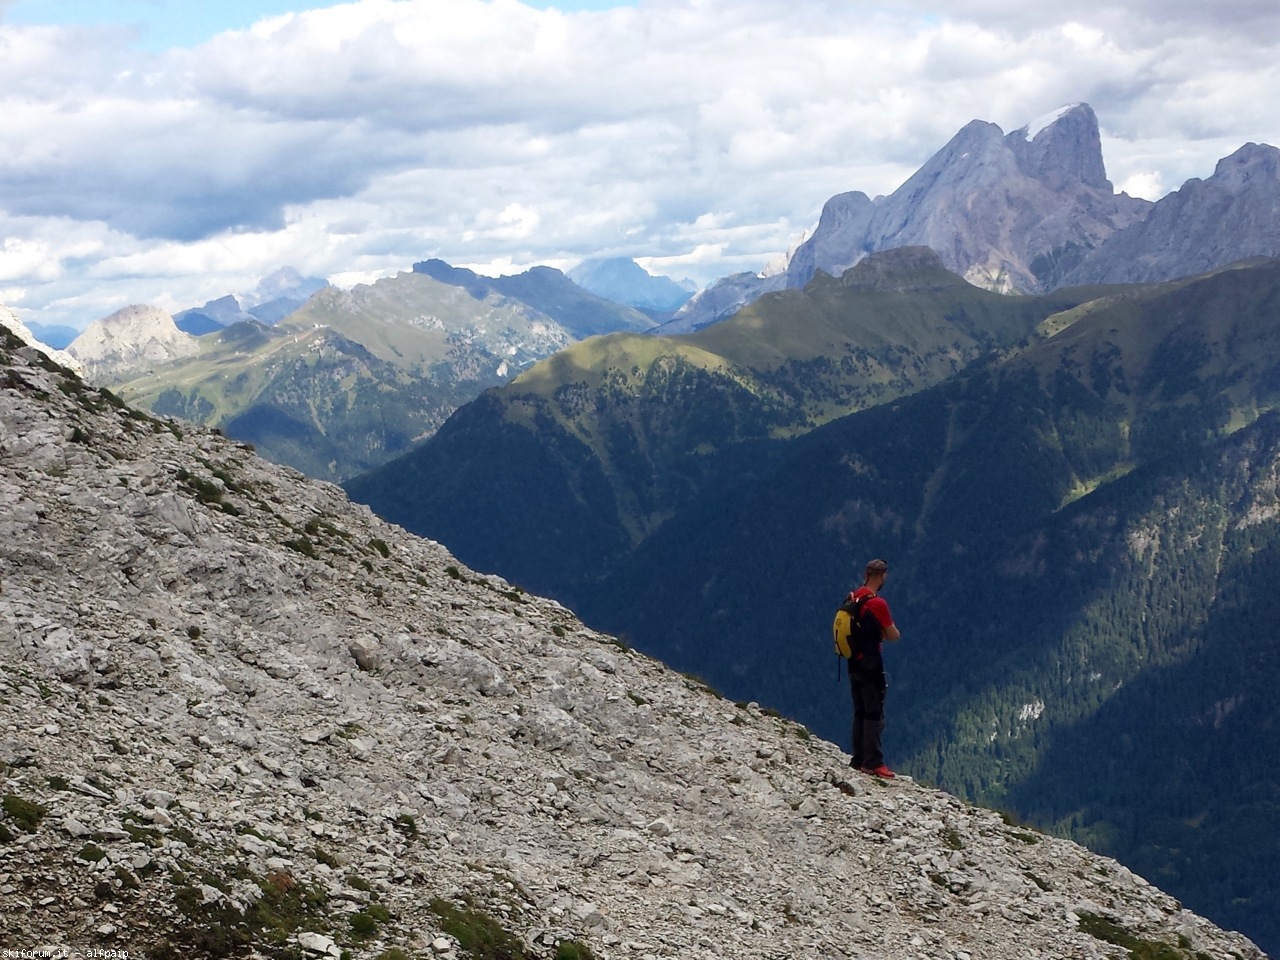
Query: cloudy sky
[[1, 0, 1278, 330]]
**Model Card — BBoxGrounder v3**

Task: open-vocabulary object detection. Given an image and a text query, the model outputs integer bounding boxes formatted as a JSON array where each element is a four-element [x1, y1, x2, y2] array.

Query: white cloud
[[0, 0, 1278, 328]]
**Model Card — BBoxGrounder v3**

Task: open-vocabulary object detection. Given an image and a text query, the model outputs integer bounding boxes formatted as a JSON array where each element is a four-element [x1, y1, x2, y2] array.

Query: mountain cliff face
[[1064, 143, 1280, 286], [67, 305, 199, 382], [0, 324, 1266, 960], [785, 103, 1150, 295]]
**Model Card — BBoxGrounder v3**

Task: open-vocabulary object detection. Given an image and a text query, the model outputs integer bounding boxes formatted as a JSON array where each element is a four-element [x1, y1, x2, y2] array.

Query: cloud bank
[[1, 0, 1278, 327]]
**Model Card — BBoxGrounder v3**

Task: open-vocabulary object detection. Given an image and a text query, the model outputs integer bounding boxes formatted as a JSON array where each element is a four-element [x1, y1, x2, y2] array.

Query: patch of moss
[[2, 794, 48, 832], [429, 897, 528, 960], [369, 538, 391, 558], [78, 843, 107, 862], [284, 536, 318, 559], [171, 869, 331, 957], [1078, 911, 1190, 960]]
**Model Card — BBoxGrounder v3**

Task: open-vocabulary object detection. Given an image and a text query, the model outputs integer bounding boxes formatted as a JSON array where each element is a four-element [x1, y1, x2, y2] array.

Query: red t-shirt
[[848, 586, 894, 651]]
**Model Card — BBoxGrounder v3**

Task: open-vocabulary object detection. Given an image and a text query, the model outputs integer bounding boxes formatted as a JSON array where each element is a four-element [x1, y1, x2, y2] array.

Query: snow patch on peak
[[1021, 102, 1086, 141]]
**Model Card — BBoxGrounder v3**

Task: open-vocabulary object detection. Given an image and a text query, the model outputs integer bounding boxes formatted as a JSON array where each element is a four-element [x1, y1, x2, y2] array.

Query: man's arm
[[868, 596, 900, 641]]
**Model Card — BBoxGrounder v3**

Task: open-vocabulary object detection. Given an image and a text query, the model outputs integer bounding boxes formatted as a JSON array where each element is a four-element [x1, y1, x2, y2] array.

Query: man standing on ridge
[[847, 558, 900, 778]]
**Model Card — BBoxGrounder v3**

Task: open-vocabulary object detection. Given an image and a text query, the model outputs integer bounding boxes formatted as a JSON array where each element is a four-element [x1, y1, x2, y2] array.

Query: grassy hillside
[[111, 271, 584, 481], [348, 249, 1116, 575]]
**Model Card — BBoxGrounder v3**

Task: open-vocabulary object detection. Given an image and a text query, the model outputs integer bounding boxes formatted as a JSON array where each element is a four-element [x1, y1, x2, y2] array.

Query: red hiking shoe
[[862, 764, 896, 779]]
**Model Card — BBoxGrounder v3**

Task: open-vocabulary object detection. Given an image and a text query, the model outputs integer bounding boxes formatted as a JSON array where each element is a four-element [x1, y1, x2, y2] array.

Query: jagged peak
[[1004, 102, 1108, 188]]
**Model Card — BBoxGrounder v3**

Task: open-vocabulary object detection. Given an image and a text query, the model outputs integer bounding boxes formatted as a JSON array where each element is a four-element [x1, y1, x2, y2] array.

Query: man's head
[[864, 558, 888, 589]]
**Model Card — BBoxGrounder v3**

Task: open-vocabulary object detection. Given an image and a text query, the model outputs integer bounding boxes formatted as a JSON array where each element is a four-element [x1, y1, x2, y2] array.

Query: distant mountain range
[[22, 320, 79, 350], [63, 263, 664, 481], [677, 102, 1280, 329], [410, 258, 658, 337], [567, 257, 696, 317], [345, 252, 1280, 956], [173, 267, 330, 334]]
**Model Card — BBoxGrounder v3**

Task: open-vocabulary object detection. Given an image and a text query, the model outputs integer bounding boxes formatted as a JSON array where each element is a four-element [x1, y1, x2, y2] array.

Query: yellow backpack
[[832, 597, 859, 658], [832, 594, 877, 678]]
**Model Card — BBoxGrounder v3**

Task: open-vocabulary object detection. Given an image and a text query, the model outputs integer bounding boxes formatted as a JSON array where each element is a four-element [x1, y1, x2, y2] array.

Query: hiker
[[846, 558, 900, 778]]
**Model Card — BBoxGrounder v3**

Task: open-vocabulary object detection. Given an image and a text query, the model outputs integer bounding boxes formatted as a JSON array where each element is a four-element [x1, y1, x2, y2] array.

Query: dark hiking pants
[[849, 660, 887, 770]]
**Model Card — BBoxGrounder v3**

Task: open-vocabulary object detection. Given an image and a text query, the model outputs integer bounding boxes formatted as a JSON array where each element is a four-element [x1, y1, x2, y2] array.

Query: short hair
[[864, 558, 888, 580]]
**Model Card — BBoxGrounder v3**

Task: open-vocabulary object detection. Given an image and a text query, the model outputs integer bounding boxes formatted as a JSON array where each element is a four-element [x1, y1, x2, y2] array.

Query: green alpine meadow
[[346, 253, 1280, 953]]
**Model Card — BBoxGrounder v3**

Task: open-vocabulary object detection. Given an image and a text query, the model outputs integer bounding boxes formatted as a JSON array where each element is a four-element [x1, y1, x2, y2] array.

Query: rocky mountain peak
[[1005, 102, 1110, 189], [783, 102, 1146, 297], [0, 315, 1268, 960], [66, 304, 198, 382], [1211, 141, 1280, 188]]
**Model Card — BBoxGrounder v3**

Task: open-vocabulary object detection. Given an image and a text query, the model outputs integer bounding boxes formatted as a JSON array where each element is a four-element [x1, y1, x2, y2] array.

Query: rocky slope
[[0, 329, 1266, 960], [1, 303, 81, 374], [67, 304, 199, 382]]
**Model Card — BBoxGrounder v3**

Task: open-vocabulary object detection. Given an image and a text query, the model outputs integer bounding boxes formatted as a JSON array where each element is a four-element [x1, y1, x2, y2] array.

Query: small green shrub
[[350, 912, 379, 938], [555, 941, 596, 960], [369, 538, 391, 558], [394, 814, 418, 838]]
